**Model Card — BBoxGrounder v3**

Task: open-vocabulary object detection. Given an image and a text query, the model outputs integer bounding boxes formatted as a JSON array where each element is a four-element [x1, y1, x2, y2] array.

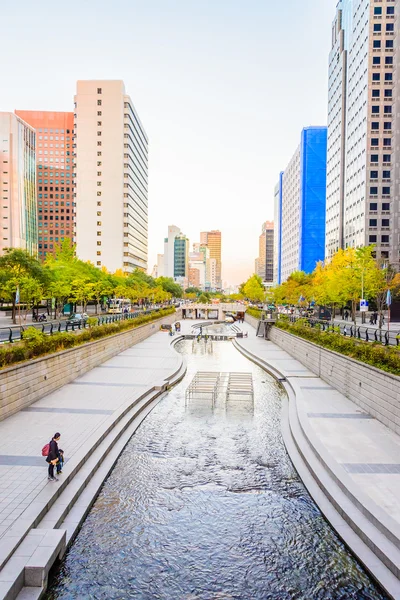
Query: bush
[[275, 320, 400, 376], [247, 308, 262, 320], [0, 308, 176, 369]]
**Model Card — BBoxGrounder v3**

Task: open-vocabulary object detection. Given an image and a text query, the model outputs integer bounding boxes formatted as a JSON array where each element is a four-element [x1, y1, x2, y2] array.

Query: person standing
[[46, 432, 61, 482]]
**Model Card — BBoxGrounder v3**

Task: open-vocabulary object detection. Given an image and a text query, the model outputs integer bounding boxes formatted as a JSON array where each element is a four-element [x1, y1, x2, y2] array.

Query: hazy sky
[[1, 0, 336, 285]]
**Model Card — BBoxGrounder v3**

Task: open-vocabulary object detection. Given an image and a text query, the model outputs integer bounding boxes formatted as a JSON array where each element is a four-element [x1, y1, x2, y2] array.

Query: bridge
[[180, 303, 246, 321]]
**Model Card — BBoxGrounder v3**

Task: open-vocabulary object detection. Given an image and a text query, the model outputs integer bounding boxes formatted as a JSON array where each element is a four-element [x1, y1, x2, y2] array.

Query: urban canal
[[46, 336, 387, 599]]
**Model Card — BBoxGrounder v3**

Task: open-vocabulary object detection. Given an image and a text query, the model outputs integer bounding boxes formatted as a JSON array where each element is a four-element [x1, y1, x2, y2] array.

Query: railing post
[[357, 327, 361, 339], [366, 329, 369, 342], [374, 330, 378, 342], [50, 323, 53, 335], [385, 331, 389, 346], [9, 328, 13, 343]]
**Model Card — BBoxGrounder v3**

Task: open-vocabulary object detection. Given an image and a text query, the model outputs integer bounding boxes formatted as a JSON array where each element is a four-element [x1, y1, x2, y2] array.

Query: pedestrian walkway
[[236, 322, 400, 526], [0, 330, 182, 542]]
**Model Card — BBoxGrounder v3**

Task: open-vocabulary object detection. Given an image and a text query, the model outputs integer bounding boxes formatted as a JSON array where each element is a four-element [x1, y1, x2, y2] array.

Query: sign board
[[360, 299, 368, 313]]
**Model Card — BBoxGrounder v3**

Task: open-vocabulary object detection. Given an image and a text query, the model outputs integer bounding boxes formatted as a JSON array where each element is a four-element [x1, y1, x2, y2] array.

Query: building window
[[97, 88, 102, 94], [97, 182, 102, 187], [370, 154, 379, 163], [383, 138, 391, 147], [371, 139, 379, 146], [382, 203, 390, 211], [386, 23, 394, 32], [385, 73, 393, 81], [97, 99, 102, 106], [371, 122, 379, 130], [369, 235, 377, 243], [382, 219, 390, 227], [97, 161, 102, 166], [97, 111, 102, 116], [97, 232, 101, 236], [97, 131, 101, 136], [369, 219, 377, 227], [372, 89, 380, 98], [382, 187, 390, 195], [370, 170, 378, 178], [384, 89, 392, 98], [384, 106, 392, 114], [370, 203, 378, 211], [371, 106, 379, 114], [383, 170, 391, 178], [373, 41, 381, 49], [97, 221, 102, 226], [373, 57, 381, 65], [373, 24, 381, 32], [385, 57, 393, 65], [97, 201, 102, 206], [381, 235, 389, 243], [386, 40, 394, 49], [374, 6, 382, 14], [370, 186, 378, 195], [97, 141, 102, 146], [372, 73, 380, 81]]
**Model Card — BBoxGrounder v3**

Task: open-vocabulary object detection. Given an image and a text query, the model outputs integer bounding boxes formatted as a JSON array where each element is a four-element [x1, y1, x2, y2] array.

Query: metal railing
[[277, 314, 400, 347], [0, 308, 163, 344]]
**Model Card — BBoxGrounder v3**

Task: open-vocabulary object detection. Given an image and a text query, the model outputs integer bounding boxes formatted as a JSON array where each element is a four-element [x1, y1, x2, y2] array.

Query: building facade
[[280, 127, 327, 282], [0, 113, 37, 255], [174, 234, 189, 278], [15, 111, 74, 260], [200, 230, 222, 289], [256, 221, 274, 283], [326, 0, 399, 265], [74, 80, 148, 273], [273, 176, 283, 284]]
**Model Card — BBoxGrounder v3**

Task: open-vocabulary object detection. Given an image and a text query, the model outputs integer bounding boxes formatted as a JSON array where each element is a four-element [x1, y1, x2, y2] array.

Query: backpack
[[41, 442, 50, 457]]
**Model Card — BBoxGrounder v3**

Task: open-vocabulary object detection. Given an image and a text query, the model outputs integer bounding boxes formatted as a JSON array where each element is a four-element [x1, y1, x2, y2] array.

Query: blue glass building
[[278, 127, 327, 283]]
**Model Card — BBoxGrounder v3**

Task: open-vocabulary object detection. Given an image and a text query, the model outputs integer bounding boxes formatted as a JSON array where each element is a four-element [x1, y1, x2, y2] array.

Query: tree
[[0, 249, 48, 323], [155, 277, 183, 298], [242, 275, 265, 303]]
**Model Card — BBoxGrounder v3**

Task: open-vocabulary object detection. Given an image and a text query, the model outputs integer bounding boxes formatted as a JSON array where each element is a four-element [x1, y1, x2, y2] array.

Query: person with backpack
[[44, 433, 61, 482]]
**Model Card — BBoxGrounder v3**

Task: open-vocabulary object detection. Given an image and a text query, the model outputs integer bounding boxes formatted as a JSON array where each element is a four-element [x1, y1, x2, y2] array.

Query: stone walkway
[[0, 330, 181, 541], [236, 322, 400, 528]]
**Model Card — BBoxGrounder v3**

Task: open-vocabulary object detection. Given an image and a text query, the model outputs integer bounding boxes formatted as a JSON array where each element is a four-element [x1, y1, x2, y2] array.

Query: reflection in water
[[46, 341, 387, 600]]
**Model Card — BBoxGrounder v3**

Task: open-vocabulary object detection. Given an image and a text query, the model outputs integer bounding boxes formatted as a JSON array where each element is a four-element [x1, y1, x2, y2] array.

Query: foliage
[[242, 274, 265, 303], [246, 307, 262, 319], [155, 277, 183, 298], [275, 320, 400, 376], [0, 308, 176, 369]]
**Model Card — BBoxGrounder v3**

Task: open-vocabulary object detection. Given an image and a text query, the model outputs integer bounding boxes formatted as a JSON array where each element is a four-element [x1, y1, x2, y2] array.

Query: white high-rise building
[[0, 113, 37, 255], [163, 225, 181, 278], [74, 80, 148, 273], [326, 1, 399, 265]]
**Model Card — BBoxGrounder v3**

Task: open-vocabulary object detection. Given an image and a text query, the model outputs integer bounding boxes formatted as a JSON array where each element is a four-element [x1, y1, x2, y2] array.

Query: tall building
[[279, 127, 327, 282], [273, 176, 283, 284], [174, 234, 189, 278], [0, 113, 37, 255], [326, 0, 399, 264], [164, 225, 182, 278], [200, 230, 222, 289], [74, 80, 148, 273], [15, 111, 74, 260], [189, 246, 209, 289], [255, 221, 274, 283]]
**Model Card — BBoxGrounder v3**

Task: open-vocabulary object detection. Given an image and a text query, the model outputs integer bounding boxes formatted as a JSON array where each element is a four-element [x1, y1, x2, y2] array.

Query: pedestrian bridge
[[181, 303, 246, 321]]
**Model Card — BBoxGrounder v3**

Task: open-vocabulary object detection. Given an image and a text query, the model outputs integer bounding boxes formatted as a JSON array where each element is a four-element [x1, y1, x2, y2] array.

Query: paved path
[[236, 322, 400, 528], [0, 329, 181, 540]]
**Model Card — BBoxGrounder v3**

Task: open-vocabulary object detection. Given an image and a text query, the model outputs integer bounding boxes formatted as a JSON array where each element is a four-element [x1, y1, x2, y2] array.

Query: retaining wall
[[269, 326, 400, 435], [0, 311, 180, 421]]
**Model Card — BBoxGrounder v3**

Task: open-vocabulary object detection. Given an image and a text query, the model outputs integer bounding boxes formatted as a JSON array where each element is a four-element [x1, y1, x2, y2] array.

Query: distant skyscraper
[[0, 113, 37, 255], [256, 221, 274, 283], [164, 225, 182, 278], [201, 230, 222, 289], [15, 110, 74, 260], [279, 127, 327, 282], [326, 0, 398, 264], [74, 80, 148, 273], [162, 225, 189, 284]]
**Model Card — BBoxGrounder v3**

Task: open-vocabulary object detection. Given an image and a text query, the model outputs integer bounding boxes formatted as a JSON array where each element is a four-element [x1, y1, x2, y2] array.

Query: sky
[[1, 0, 336, 286]]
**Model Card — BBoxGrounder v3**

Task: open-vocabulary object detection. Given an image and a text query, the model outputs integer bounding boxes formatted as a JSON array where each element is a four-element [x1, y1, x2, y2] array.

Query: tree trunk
[[352, 300, 357, 328]]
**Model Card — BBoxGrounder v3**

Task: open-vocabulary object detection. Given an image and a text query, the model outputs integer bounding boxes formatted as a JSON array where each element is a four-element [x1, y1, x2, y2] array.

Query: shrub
[[275, 320, 400, 376], [247, 308, 262, 320], [0, 308, 176, 369]]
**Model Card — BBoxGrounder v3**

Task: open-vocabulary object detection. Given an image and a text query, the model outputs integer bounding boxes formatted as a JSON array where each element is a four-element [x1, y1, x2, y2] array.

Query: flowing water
[[46, 339, 387, 600]]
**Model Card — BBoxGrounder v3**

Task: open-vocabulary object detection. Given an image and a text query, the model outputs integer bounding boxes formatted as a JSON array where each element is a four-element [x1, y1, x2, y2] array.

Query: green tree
[[242, 274, 265, 303], [155, 277, 183, 298]]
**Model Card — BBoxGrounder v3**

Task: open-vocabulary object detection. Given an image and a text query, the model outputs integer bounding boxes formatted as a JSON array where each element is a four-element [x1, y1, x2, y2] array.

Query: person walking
[[344, 311, 349, 321], [46, 432, 61, 482]]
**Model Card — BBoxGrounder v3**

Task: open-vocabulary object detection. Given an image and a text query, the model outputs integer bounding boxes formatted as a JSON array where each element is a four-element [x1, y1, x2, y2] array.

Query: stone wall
[[244, 313, 259, 329], [269, 326, 400, 435], [0, 311, 180, 421]]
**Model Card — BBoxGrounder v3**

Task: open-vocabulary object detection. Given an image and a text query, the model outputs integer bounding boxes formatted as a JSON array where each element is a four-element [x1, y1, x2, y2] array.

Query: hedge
[[0, 307, 176, 369], [275, 319, 400, 377], [246, 308, 262, 320]]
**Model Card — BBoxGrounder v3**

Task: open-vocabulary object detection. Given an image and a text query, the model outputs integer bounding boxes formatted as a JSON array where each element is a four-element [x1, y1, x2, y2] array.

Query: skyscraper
[[326, 0, 398, 264], [200, 230, 222, 289], [0, 113, 37, 255], [74, 80, 148, 273], [255, 221, 274, 284], [279, 127, 327, 282], [15, 111, 74, 260]]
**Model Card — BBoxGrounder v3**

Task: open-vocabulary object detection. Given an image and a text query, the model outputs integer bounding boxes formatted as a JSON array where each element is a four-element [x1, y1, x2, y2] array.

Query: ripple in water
[[46, 341, 387, 600]]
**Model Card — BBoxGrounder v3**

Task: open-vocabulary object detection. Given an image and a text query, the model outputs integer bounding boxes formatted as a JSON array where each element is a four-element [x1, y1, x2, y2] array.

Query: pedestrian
[[57, 449, 64, 475], [374, 312, 378, 325], [46, 432, 61, 482], [344, 311, 349, 321], [382, 314, 385, 325]]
